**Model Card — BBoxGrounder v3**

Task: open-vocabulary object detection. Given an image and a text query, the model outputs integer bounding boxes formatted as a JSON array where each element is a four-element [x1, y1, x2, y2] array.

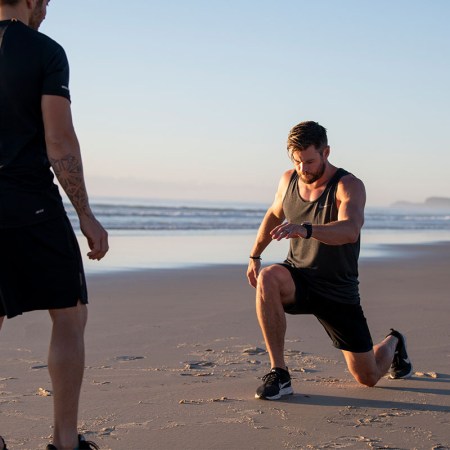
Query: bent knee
[[257, 265, 296, 306], [353, 371, 379, 387], [258, 265, 278, 283], [258, 265, 291, 290]]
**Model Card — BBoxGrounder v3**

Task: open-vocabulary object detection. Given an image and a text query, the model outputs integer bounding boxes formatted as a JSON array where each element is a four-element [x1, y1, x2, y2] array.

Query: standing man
[[247, 121, 412, 400], [0, 1, 108, 449]]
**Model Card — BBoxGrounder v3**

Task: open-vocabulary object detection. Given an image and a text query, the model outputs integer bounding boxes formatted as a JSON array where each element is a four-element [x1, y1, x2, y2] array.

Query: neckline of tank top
[[295, 168, 346, 203]]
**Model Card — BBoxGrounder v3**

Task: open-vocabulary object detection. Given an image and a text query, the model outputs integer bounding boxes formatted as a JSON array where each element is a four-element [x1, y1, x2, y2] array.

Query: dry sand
[[1, 242, 449, 449]]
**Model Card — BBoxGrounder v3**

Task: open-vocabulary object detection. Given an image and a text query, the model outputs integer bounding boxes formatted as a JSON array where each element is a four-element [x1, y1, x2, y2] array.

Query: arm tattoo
[[49, 155, 93, 218]]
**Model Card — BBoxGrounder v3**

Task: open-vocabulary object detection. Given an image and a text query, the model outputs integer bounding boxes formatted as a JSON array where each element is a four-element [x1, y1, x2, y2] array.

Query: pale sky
[[41, 0, 450, 207]]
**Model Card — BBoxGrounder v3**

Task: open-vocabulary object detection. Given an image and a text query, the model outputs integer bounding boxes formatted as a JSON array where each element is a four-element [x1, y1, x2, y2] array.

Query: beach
[[1, 241, 449, 449]]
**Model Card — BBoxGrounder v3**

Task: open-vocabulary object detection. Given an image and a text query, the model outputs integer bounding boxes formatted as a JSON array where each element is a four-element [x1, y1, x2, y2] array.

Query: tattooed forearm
[[49, 154, 93, 218], [50, 154, 81, 175]]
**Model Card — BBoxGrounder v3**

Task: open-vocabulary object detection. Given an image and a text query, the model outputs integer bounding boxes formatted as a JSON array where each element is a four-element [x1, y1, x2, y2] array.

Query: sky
[[41, 0, 450, 207]]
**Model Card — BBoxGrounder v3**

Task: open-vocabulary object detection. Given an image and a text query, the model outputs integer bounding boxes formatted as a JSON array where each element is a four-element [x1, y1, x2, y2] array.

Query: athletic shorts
[[279, 264, 373, 353], [0, 215, 87, 319]]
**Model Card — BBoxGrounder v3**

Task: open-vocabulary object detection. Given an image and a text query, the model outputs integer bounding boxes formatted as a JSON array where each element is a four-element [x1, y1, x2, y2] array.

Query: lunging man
[[247, 121, 412, 400]]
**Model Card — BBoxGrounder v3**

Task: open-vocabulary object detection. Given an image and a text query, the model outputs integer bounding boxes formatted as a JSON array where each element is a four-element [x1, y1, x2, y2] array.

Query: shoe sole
[[388, 332, 413, 379], [255, 386, 294, 400], [389, 367, 413, 379]]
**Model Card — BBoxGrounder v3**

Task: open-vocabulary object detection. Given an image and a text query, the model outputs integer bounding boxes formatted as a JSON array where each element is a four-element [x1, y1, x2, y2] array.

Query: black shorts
[[280, 264, 373, 353], [0, 215, 87, 319]]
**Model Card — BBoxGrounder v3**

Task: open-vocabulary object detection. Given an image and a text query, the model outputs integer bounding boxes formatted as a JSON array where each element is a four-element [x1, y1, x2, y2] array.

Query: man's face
[[29, 0, 49, 31], [291, 145, 328, 184]]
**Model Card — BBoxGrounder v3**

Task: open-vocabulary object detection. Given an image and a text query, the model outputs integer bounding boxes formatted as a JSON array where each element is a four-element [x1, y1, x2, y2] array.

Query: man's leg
[[256, 265, 296, 369], [342, 334, 398, 387], [1, 318, 7, 449], [48, 302, 87, 450]]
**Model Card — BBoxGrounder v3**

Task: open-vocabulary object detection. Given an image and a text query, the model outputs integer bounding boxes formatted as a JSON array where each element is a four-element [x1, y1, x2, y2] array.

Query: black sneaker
[[78, 434, 100, 450], [46, 435, 99, 450], [78, 435, 100, 450], [387, 329, 413, 379], [0, 436, 8, 450], [255, 367, 293, 400]]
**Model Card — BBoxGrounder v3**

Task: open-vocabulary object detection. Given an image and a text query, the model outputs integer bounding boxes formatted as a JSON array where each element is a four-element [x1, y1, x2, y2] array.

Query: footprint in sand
[[183, 360, 215, 370], [114, 356, 145, 362], [285, 349, 304, 356], [99, 426, 115, 436], [242, 347, 267, 355], [31, 364, 48, 370]]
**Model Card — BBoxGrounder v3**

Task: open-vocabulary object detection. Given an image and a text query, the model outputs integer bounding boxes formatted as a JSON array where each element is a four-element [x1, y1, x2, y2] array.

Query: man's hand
[[79, 215, 109, 260], [247, 258, 262, 288], [270, 222, 306, 241]]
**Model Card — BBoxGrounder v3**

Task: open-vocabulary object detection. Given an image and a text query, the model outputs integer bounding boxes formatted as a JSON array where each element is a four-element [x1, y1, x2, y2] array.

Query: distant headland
[[392, 197, 450, 209]]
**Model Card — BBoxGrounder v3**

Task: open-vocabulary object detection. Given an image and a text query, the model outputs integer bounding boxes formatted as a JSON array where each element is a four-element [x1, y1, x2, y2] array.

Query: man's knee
[[258, 265, 289, 293], [352, 369, 379, 387], [49, 302, 87, 330], [344, 350, 380, 387], [258, 266, 278, 289], [257, 265, 296, 308]]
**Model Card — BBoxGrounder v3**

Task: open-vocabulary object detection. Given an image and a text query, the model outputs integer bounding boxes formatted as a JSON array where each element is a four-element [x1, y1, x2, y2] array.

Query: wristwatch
[[300, 222, 313, 239]]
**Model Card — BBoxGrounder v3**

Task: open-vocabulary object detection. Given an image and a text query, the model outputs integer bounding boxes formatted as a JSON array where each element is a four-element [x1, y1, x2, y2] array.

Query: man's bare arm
[[247, 171, 291, 287], [42, 95, 108, 260], [271, 174, 366, 245], [311, 175, 365, 244], [42, 96, 90, 216]]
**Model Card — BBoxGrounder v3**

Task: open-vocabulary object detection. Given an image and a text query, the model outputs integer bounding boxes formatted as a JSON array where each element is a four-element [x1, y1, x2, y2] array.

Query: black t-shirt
[[0, 19, 70, 227]]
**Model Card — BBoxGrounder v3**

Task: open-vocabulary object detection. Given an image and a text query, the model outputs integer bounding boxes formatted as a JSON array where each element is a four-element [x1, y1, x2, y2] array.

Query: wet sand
[[1, 242, 449, 449]]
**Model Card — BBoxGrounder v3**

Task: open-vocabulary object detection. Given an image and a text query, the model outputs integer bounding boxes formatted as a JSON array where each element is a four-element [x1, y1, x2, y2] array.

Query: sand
[[1, 242, 449, 449]]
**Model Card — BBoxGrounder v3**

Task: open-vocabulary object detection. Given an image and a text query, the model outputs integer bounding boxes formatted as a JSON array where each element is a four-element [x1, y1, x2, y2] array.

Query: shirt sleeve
[[41, 44, 71, 102]]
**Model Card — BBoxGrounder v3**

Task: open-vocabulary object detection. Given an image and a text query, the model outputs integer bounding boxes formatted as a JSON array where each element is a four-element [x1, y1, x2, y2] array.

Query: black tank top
[[282, 168, 360, 304]]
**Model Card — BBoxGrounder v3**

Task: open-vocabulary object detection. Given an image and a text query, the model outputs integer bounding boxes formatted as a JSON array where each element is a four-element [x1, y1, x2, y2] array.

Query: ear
[[25, 0, 37, 10], [323, 145, 330, 159]]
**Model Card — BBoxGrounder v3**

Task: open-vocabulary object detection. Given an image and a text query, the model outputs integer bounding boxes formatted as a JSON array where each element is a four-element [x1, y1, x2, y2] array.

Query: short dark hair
[[0, 0, 21, 5], [287, 121, 328, 156]]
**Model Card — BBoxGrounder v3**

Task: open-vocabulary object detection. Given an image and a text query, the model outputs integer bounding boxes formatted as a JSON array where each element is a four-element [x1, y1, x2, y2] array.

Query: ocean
[[67, 199, 450, 232], [67, 199, 450, 273]]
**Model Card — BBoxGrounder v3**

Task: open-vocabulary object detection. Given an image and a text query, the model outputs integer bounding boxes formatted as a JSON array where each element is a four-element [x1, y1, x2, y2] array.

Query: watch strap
[[301, 222, 313, 239]]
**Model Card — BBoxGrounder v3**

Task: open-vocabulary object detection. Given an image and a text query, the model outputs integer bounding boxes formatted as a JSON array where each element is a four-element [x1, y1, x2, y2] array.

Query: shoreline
[[80, 230, 450, 275]]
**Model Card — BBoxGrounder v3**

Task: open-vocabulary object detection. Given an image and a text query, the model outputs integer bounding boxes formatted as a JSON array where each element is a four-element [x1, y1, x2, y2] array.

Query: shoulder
[[337, 172, 366, 199], [278, 169, 295, 191], [18, 23, 67, 59], [14, 21, 57, 45], [281, 169, 295, 182], [338, 172, 365, 189], [38, 32, 68, 62], [271, 170, 295, 208]]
